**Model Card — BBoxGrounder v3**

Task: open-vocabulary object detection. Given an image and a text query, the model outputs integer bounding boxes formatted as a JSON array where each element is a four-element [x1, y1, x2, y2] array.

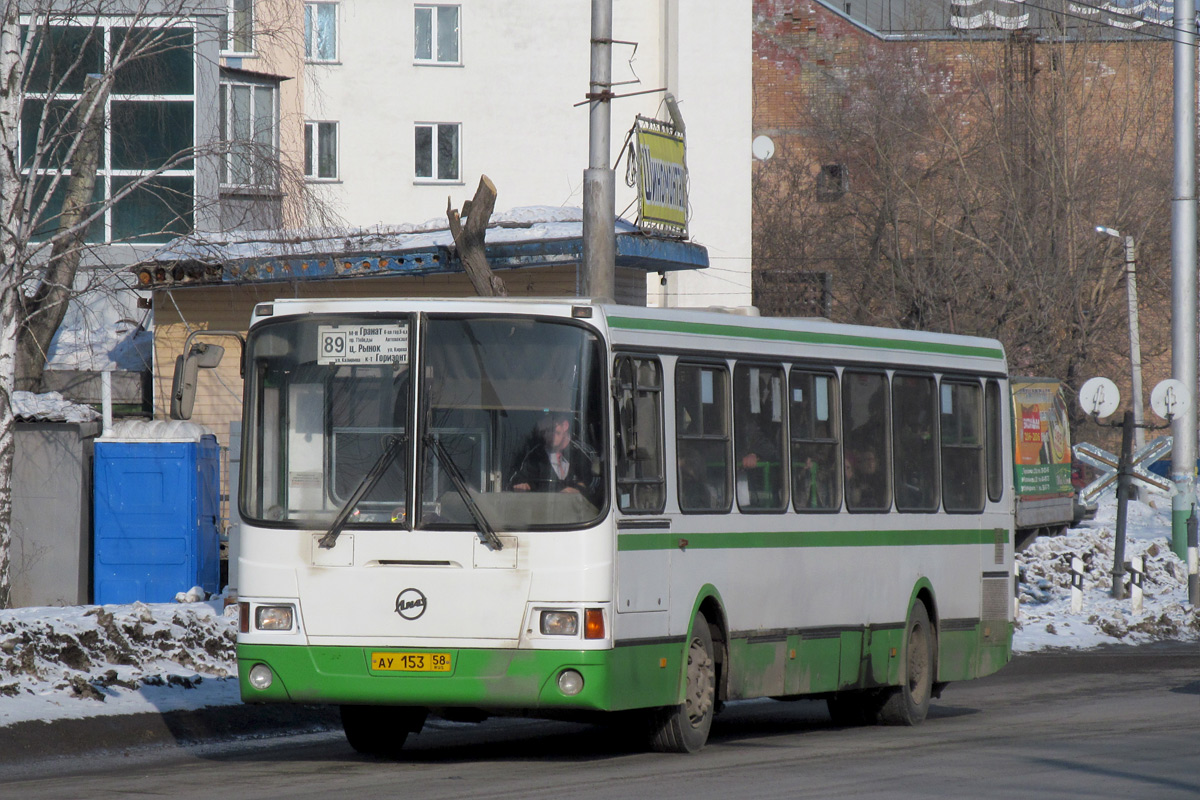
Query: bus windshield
[[241, 315, 414, 527], [240, 313, 607, 530], [420, 315, 607, 529]]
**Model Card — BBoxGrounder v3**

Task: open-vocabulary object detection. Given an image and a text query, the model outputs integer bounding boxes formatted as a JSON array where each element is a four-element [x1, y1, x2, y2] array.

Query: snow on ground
[[1015, 493, 1199, 651], [1, 493, 1196, 729]]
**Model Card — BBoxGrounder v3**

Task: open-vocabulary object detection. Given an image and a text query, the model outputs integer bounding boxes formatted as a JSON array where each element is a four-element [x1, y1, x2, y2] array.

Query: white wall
[[304, 1, 750, 306]]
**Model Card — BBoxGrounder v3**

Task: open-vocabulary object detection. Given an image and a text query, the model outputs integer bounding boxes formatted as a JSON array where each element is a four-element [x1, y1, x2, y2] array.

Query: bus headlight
[[540, 610, 579, 636], [248, 663, 274, 690], [558, 669, 584, 696], [255, 605, 295, 631]]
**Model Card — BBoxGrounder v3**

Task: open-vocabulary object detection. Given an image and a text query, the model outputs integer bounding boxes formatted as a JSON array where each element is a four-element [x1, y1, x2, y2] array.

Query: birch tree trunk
[[0, 2, 27, 607]]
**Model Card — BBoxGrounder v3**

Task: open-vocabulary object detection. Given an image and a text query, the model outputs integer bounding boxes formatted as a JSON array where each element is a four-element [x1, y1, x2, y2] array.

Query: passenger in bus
[[510, 412, 601, 504], [844, 447, 885, 508]]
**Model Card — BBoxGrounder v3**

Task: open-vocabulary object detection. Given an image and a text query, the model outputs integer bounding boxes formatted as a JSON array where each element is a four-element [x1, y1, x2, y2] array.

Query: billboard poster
[[634, 117, 687, 237], [1011, 378, 1074, 498]]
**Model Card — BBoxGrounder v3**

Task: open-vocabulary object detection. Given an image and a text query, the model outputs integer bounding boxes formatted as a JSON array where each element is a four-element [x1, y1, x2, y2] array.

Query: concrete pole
[[583, 0, 616, 302], [1123, 236, 1146, 453], [1171, 0, 1197, 560]]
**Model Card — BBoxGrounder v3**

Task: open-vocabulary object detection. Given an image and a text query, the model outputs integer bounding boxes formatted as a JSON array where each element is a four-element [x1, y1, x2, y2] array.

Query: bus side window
[[790, 369, 841, 511], [734, 363, 787, 511], [843, 371, 891, 512], [676, 363, 731, 513], [892, 374, 939, 512], [941, 380, 985, 513], [614, 355, 665, 513], [986, 380, 1005, 502]]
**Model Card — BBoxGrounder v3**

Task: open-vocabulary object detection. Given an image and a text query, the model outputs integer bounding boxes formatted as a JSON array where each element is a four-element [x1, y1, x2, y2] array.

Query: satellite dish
[[752, 135, 775, 161], [1150, 379, 1190, 421], [1078, 377, 1120, 419]]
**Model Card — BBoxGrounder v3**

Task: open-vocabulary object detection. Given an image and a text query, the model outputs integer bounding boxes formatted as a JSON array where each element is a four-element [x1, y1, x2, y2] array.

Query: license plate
[[370, 651, 452, 673]]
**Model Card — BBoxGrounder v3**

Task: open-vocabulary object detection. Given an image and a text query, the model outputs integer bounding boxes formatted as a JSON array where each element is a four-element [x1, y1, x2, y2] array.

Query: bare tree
[[0, 0, 324, 607], [754, 20, 1172, 426]]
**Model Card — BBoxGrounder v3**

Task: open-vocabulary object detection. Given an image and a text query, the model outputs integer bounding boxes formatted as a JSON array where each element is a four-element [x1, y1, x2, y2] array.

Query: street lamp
[[1095, 225, 1146, 452]]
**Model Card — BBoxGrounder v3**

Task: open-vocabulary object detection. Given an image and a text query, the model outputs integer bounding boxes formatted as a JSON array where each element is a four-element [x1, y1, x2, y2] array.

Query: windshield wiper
[[424, 433, 504, 551], [318, 433, 406, 549]]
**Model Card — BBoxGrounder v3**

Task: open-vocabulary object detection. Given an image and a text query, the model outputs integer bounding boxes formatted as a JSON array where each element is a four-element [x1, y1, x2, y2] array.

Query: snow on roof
[[104, 419, 215, 441], [12, 391, 101, 424], [146, 205, 637, 265]]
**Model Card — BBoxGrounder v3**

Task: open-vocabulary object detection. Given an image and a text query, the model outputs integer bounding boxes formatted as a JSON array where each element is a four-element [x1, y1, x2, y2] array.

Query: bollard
[[1068, 554, 1084, 614], [1189, 509, 1198, 607], [1127, 556, 1144, 615]]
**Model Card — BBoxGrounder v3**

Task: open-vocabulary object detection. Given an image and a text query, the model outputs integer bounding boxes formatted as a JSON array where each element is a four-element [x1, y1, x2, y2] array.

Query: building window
[[817, 163, 847, 202], [220, 80, 277, 187], [304, 2, 338, 62], [305, 121, 338, 179], [414, 122, 459, 181], [223, 0, 254, 54], [414, 5, 460, 64], [21, 23, 196, 244]]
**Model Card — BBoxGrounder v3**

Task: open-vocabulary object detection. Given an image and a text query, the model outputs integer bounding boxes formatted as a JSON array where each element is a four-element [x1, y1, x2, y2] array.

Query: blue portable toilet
[[93, 420, 221, 604]]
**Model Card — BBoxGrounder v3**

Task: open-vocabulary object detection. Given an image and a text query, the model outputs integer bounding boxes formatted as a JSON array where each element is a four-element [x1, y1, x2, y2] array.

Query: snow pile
[[0, 600, 238, 727], [1015, 496, 1200, 651]]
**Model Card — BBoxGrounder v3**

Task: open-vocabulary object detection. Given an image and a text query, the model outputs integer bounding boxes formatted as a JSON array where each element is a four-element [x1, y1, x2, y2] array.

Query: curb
[[0, 704, 340, 765]]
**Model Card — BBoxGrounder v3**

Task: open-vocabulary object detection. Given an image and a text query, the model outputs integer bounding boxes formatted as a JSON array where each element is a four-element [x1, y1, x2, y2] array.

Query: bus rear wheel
[[340, 704, 427, 757], [879, 601, 934, 726], [650, 611, 716, 753]]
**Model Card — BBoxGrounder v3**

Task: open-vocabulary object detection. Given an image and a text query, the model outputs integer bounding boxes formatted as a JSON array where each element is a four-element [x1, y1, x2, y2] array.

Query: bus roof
[[252, 297, 1007, 366]]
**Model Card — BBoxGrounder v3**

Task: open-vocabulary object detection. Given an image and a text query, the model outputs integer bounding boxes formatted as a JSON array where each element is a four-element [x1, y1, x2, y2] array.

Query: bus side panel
[[784, 634, 840, 695], [726, 638, 787, 699], [937, 627, 979, 682]]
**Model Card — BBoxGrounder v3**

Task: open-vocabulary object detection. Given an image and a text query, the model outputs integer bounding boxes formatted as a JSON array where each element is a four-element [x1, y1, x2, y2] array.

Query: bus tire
[[650, 612, 716, 753], [340, 704, 427, 757], [879, 601, 934, 726]]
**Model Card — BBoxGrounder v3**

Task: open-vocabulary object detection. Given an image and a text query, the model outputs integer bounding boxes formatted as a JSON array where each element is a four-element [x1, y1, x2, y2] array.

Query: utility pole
[[1171, 0, 1197, 560], [1096, 226, 1146, 454], [582, 0, 615, 302]]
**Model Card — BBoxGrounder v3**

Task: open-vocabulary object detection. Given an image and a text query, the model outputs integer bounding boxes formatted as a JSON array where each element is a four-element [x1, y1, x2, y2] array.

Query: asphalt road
[[4, 643, 1198, 799]]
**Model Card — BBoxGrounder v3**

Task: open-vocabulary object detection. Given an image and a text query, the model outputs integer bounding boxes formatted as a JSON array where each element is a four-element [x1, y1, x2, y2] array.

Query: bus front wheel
[[341, 704, 427, 757], [879, 601, 934, 726], [650, 611, 716, 753]]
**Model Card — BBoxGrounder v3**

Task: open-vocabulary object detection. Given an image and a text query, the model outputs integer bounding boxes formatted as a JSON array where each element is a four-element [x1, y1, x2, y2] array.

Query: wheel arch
[[682, 585, 728, 706], [906, 578, 940, 681]]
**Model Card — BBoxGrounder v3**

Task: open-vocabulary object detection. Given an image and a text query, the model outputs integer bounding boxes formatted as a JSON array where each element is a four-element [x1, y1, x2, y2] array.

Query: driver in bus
[[510, 412, 600, 504]]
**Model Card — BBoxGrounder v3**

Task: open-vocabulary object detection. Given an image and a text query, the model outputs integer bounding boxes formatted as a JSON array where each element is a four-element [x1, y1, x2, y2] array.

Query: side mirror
[[170, 342, 225, 420]]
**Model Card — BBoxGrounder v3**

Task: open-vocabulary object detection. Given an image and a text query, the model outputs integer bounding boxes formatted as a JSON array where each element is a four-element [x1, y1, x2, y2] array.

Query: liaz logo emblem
[[395, 588, 427, 620]]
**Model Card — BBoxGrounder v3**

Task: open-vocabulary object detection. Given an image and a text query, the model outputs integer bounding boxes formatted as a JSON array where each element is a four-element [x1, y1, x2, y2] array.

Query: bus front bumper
[[237, 642, 682, 713]]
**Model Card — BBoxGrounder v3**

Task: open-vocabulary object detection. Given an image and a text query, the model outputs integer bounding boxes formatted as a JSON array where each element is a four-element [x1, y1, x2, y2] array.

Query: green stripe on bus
[[617, 528, 1007, 551], [606, 316, 1005, 360]]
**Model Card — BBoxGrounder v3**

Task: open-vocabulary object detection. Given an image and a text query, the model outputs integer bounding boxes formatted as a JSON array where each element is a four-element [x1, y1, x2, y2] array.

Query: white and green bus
[[209, 297, 1014, 754]]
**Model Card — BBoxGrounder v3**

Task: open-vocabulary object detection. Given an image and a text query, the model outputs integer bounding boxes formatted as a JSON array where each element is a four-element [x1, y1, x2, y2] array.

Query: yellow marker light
[[255, 605, 295, 631], [584, 608, 605, 639], [659, 658, 668, 668]]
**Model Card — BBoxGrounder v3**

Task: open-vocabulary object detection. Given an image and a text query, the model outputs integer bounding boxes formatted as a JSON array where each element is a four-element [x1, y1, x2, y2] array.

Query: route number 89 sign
[[317, 324, 409, 366]]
